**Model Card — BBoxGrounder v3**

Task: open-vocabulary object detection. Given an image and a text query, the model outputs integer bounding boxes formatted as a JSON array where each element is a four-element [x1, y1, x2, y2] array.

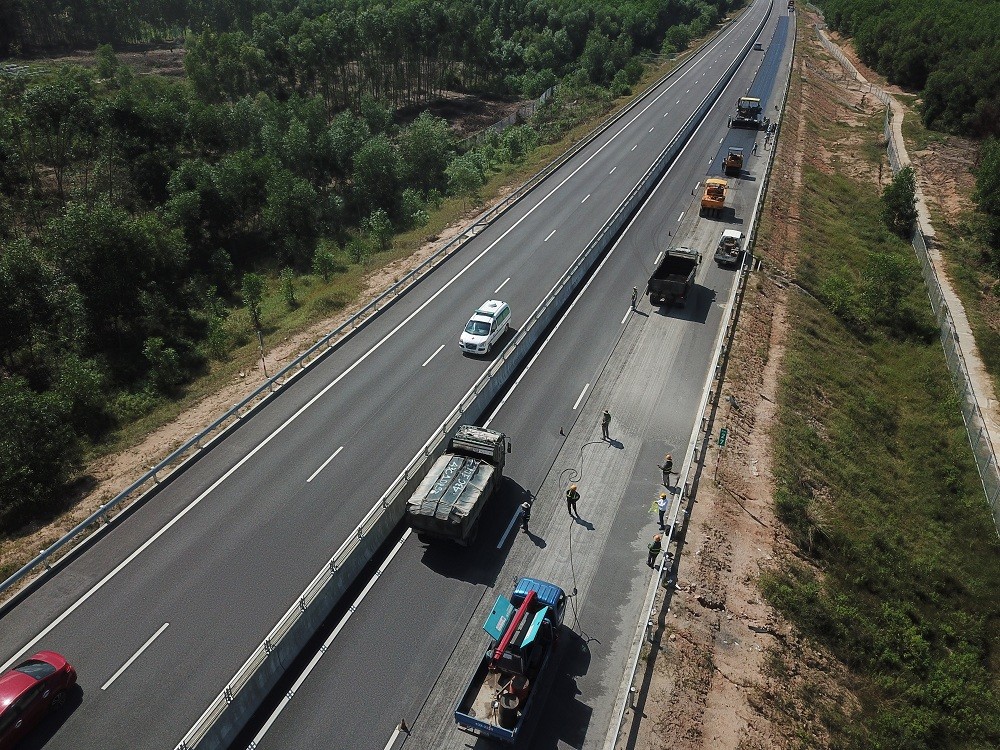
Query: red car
[[0, 651, 76, 748]]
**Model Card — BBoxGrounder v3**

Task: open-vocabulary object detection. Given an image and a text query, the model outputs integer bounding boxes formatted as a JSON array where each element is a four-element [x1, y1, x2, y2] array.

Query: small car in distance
[[460, 300, 511, 355], [753, 41, 764, 51], [0, 651, 77, 749]]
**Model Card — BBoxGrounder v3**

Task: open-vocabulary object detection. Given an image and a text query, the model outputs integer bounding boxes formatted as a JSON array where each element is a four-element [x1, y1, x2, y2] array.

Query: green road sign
[[718, 427, 729, 447]]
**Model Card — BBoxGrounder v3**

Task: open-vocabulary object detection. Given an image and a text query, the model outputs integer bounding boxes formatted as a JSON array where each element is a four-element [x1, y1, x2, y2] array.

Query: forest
[[0, 0, 738, 531], [815, 0, 999, 139]]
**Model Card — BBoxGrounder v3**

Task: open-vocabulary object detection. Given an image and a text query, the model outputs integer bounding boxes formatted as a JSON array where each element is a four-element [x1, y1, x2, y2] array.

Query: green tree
[[22, 70, 97, 199], [279, 266, 296, 308], [351, 135, 402, 218], [312, 244, 339, 281], [399, 112, 453, 194], [881, 166, 918, 237], [973, 138, 1000, 246], [95, 43, 119, 79], [361, 208, 393, 253], [242, 272, 265, 331], [446, 153, 486, 207], [143, 336, 183, 393], [53, 354, 110, 438], [0, 376, 79, 529]]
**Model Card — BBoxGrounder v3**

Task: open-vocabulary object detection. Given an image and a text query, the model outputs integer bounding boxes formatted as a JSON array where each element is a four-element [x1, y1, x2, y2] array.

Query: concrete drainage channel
[[173, 7, 773, 749]]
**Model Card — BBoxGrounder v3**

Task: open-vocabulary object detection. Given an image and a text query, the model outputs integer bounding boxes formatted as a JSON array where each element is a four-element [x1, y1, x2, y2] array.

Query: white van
[[460, 300, 511, 355]]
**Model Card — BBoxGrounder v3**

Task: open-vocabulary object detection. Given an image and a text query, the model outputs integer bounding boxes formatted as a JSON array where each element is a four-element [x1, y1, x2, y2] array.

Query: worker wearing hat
[[565, 484, 580, 517], [657, 492, 669, 530], [658, 454, 674, 486], [647, 533, 663, 567]]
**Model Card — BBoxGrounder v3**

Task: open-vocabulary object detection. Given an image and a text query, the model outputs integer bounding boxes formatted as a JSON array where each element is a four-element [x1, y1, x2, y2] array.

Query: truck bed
[[405, 454, 496, 542], [454, 658, 520, 741]]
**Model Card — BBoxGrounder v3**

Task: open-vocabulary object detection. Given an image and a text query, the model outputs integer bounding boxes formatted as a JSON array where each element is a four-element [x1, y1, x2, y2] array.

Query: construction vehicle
[[404, 425, 509, 545], [723, 147, 744, 176], [455, 577, 567, 743], [714, 229, 745, 266], [647, 247, 701, 307], [729, 96, 765, 129], [700, 177, 727, 215]]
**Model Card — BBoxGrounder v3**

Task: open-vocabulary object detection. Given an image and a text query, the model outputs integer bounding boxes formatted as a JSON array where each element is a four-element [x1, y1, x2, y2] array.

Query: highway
[[0, 2, 782, 749], [238, 8, 794, 750]]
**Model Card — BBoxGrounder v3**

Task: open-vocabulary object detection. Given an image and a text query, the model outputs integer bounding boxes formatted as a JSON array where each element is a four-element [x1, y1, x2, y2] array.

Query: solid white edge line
[[497, 506, 524, 549], [382, 727, 404, 750], [307, 446, 344, 483], [494, 277, 510, 294], [421, 344, 446, 368], [248, 529, 412, 750], [572, 383, 590, 411], [101, 622, 169, 691]]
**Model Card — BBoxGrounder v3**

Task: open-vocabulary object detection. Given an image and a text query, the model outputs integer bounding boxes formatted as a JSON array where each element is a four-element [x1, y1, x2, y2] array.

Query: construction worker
[[520, 501, 531, 531], [751, 141, 758, 155], [601, 410, 612, 440], [658, 454, 673, 486], [657, 492, 668, 530], [565, 484, 580, 517], [647, 534, 663, 567], [631, 286, 638, 309]]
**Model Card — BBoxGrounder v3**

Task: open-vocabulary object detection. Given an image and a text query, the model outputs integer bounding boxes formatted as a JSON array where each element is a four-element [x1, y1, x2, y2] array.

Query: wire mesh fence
[[816, 22, 999, 531]]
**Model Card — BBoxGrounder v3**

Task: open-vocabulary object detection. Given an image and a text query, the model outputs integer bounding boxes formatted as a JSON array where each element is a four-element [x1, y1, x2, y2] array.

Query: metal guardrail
[[177, 12, 770, 749], [604, 4, 781, 748], [816, 23, 1000, 532]]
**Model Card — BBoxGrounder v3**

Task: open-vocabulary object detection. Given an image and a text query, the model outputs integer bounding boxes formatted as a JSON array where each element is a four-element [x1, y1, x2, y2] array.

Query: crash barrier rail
[[605, 4, 790, 746], [820, 20, 1000, 532], [176, 7, 775, 749], [0, 14, 733, 604]]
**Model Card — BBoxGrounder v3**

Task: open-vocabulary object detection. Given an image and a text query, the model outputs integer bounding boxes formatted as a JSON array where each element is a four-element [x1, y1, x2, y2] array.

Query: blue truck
[[454, 577, 567, 742]]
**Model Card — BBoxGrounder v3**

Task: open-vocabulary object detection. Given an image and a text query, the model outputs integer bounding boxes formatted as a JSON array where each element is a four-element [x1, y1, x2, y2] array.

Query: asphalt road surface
[[239, 6, 793, 750], [0, 2, 783, 749]]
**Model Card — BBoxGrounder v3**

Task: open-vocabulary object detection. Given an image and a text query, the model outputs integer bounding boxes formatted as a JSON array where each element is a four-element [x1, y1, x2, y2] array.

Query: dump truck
[[404, 425, 509, 545], [714, 229, 745, 266], [729, 96, 764, 129], [455, 577, 567, 743], [647, 246, 700, 307], [700, 177, 727, 215], [723, 147, 744, 176]]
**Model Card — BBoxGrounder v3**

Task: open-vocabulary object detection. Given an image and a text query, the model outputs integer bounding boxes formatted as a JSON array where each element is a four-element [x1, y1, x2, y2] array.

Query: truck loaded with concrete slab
[[404, 425, 509, 545]]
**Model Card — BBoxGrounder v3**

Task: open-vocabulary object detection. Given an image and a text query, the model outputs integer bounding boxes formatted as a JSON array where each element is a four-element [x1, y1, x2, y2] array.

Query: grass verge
[[759, 82, 1000, 749]]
